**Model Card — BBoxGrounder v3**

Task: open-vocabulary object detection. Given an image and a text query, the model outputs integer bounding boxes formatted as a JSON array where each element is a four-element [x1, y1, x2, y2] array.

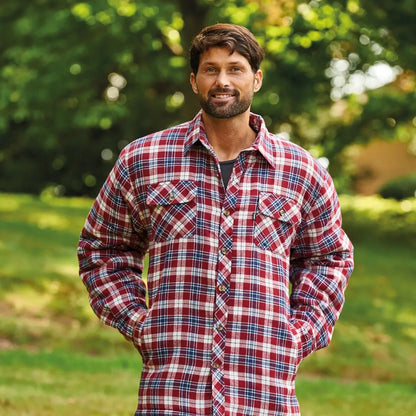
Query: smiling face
[[190, 47, 263, 119]]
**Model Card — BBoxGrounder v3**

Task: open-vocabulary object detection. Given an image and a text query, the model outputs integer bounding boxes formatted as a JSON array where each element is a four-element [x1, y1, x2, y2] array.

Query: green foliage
[[1, 1, 415, 196], [0, 0, 189, 196], [340, 195, 416, 247], [378, 173, 416, 200]]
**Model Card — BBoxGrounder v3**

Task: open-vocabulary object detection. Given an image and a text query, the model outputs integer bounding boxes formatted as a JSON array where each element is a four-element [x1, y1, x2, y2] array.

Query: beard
[[198, 88, 253, 119]]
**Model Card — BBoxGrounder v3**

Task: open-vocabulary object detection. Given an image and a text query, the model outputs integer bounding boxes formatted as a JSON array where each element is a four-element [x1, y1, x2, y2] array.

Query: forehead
[[199, 47, 250, 66]]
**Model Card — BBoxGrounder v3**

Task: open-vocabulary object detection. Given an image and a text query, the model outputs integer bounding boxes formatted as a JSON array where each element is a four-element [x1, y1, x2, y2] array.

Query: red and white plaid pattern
[[78, 111, 354, 416]]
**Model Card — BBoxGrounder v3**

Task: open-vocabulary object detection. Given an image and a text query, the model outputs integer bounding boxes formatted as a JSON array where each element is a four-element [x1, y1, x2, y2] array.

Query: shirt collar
[[184, 111, 277, 169], [247, 113, 277, 169]]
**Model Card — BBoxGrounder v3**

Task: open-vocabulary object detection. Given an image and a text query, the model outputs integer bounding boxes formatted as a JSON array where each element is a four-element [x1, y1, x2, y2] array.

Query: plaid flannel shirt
[[78, 111, 354, 416]]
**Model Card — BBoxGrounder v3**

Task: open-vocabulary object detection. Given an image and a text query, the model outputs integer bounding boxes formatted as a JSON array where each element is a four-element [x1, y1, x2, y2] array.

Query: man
[[78, 23, 354, 416]]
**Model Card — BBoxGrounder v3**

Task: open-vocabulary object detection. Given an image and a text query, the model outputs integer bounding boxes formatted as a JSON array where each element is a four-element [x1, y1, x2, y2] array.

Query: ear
[[253, 69, 263, 93], [190, 73, 198, 94]]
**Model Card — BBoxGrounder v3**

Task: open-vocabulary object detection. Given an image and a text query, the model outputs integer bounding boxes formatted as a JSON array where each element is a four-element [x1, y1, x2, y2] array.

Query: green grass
[[1, 192, 416, 415], [299, 239, 416, 384], [1, 349, 414, 416], [296, 378, 416, 416], [0, 350, 140, 416]]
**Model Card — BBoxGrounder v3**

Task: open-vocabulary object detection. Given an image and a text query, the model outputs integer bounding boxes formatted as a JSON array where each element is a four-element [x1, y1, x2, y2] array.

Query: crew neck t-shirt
[[219, 159, 236, 188]]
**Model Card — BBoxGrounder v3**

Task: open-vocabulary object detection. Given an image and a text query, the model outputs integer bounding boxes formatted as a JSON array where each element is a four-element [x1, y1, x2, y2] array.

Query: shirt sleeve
[[77, 149, 149, 341], [289, 167, 354, 360]]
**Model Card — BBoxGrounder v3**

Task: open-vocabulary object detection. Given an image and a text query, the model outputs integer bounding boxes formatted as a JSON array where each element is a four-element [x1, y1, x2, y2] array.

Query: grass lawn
[[0, 350, 140, 416], [1, 193, 415, 415], [1, 349, 415, 416]]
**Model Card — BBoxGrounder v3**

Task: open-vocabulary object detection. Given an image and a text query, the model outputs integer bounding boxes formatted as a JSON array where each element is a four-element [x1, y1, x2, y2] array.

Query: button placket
[[212, 193, 240, 416], [211, 155, 245, 416]]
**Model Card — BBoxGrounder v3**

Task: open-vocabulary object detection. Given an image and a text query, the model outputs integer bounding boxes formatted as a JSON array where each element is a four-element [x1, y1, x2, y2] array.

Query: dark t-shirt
[[219, 159, 236, 188]]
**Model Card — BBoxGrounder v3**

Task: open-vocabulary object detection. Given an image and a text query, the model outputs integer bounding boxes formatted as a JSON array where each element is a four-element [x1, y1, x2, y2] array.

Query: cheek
[[194, 81, 210, 96]]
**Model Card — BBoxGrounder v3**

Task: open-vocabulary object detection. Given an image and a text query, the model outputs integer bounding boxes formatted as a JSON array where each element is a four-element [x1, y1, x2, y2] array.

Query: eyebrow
[[200, 60, 246, 67]]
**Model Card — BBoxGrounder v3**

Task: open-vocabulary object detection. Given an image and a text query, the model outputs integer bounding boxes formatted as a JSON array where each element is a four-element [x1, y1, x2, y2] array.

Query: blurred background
[[0, 1, 415, 415]]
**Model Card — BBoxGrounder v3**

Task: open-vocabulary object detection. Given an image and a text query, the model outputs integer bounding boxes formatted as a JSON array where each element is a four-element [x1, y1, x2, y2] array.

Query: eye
[[206, 67, 217, 73]]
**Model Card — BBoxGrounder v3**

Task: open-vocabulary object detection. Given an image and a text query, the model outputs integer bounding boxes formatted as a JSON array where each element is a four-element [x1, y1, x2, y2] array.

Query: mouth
[[212, 93, 234, 98], [210, 90, 237, 101]]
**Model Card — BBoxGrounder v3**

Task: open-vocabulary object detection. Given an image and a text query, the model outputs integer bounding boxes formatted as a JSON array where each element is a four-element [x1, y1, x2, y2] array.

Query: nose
[[215, 69, 230, 88]]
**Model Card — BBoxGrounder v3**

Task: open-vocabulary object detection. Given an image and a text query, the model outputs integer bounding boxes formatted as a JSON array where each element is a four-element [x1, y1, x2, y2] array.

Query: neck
[[201, 111, 256, 161]]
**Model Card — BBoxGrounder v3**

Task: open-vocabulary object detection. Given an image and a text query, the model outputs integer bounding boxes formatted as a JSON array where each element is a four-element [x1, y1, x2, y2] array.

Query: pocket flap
[[258, 192, 301, 224], [146, 180, 196, 206]]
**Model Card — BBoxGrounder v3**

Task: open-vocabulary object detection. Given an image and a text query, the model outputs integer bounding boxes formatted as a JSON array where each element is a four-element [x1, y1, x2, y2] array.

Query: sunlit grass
[[297, 377, 416, 416], [299, 238, 416, 384], [1, 349, 415, 416], [0, 350, 140, 416], [1, 193, 416, 415], [0, 193, 89, 292]]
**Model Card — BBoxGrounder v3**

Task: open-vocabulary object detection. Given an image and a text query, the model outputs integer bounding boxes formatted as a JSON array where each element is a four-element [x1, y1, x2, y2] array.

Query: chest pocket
[[146, 180, 197, 242], [254, 192, 301, 255]]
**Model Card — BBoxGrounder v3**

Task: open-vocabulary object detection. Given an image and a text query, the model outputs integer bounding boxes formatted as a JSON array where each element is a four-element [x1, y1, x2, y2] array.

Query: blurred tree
[[0, 0, 192, 195], [0, 0, 414, 196], [303, 0, 416, 184]]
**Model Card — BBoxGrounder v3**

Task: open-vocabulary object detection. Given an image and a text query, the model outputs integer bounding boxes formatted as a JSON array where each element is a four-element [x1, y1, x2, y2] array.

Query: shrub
[[379, 174, 416, 200], [340, 195, 416, 248]]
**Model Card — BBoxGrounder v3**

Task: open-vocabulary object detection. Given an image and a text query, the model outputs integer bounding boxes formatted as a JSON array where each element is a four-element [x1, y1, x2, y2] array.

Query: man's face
[[190, 47, 263, 119]]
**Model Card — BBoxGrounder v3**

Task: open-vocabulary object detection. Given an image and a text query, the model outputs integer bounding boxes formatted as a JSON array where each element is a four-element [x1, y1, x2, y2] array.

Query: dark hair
[[189, 23, 264, 74]]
